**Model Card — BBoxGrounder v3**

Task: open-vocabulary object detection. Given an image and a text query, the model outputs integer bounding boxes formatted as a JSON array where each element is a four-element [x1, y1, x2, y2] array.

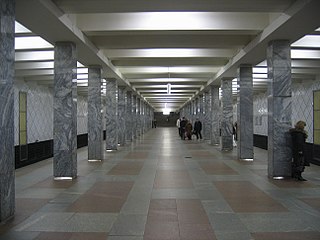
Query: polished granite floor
[[1, 127, 320, 240]]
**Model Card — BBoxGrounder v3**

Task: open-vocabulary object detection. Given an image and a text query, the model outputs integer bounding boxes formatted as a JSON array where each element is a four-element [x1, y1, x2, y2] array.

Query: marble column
[[132, 95, 137, 138], [148, 105, 151, 130], [53, 42, 77, 179], [203, 91, 211, 140], [199, 95, 204, 128], [195, 97, 201, 121], [137, 97, 141, 136], [88, 66, 103, 161], [237, 65, 254, 160], [191, 100, 195, 123], [0, 0, 15, 223], [267, 40, 292, 178], [221, 78, 233, 151], [211, 85, 220, 145], [118, 86, 126, 146], [142, 101, 146, 134], [106, 79, 118, 150], [126, 91, 132, 141]]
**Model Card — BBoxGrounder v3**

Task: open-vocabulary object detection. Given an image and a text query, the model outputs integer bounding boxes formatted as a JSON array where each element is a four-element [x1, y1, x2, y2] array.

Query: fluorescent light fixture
[[291, 35, 320, 48], [167, 83, 171, 94], [107, 48, 234, 58], [253, 73, 267, 79], [253, 67, 268, 73], [291, 49, 320, 59], [77, 74, 88, 80], [15, 36, 53, 50], [77, 79, 88, 83], [163, 102, 170, 115], [15, 50, 54, 61], [163, 109, 170, 115], [77, 68, 88, 74], [15, 21, 31, 34]]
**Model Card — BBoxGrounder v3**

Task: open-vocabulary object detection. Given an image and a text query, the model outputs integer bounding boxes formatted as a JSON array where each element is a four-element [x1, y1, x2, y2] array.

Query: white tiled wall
[[14, 78, 319, 146], [77, 95, 88, 135], [250, 79, 320, 143], [14, 80, 88, 145]]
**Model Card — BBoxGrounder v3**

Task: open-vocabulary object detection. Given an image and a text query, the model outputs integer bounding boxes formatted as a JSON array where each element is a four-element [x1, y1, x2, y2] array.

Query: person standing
[[185, 120, 193, 140], [179, 117, 187, 140], [194, 118, 202, 140], [290, 120, 309, 181], [176, 117, 181, 137]]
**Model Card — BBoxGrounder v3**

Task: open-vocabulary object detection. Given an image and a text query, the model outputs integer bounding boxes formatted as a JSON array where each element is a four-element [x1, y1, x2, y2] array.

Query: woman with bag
[[290, 120, 309, 181]]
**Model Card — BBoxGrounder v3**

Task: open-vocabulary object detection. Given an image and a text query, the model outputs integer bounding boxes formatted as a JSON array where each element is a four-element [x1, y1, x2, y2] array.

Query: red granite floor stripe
[[67, 181, 133, 212], [199, 162, 238, 175], [107, 162, 144, 175], [251, 231, 320, 240], [154, 170, 193, 188], [214, 181, 288, 212]]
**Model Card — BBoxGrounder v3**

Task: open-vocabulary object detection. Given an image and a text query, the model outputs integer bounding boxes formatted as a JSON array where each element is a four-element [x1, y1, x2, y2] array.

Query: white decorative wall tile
[[292, 80, 320, 143], [253, 92, 268, 136], [14, 80, 89, 145], [247, 80, 319, 143], [77, 95, 88, 135]]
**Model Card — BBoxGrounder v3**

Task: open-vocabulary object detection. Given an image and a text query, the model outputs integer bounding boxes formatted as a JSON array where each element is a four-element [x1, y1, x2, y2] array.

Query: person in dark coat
[[185, 121, 193, 140], [179, 117, 187, 140], [290, 120, 309, 181], [193, 118, 202, 140]]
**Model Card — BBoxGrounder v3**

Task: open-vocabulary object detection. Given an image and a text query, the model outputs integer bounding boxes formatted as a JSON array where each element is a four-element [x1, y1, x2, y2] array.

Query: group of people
[[176, 117, 202, 140], [175, 117, 310, 181]]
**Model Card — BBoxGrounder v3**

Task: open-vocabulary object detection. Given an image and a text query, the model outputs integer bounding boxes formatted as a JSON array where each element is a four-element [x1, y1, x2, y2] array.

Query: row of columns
[[0, 3, 154, 221], [180, 40, 292, 180], [53, 44, 154, 179]]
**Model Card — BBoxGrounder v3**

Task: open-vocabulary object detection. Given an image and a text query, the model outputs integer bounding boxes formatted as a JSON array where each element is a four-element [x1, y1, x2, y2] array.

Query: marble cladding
[[0, 0, 15, 222], [267, 40, 292, 178], [88, 67, 103, 160], [142, 101, 146, 134], [126, 91, 132, 141], [221, 79, 233, 151], [132, 95, 137, 139], [105, 79, 118, 150], [53, 42, 77, 178], [190, 100, 195, 123], [136, 97, 141, 137], [132, 95, 138, 139], [118, 86, 126, 146], [203, 91, 211, 140], [237, 65, 254, 159], [77, 95, 88, 135], [211, 86, 220, 145]]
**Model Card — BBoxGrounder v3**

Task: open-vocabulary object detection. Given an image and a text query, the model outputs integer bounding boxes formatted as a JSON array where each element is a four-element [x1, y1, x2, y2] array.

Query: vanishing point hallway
[[0, 128, 319, 240]]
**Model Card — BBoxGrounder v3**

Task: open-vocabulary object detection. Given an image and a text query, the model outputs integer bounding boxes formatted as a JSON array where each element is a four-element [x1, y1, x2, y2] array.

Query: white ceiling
[[15, 0, 320, 112]]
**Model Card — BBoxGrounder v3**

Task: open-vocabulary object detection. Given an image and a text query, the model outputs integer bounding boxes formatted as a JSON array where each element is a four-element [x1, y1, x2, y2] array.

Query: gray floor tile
[[109, 214, 147, 236]]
